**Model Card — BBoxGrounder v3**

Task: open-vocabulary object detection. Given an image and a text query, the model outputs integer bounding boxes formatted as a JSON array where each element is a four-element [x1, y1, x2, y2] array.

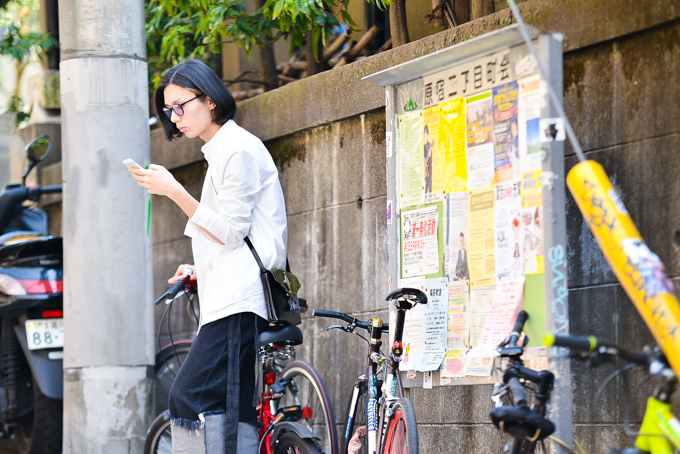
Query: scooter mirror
[[26, 135, 52, 163], [22, 135, 52, 186]]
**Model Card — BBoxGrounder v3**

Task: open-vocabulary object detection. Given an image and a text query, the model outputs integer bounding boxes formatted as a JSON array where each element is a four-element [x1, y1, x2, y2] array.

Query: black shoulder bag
[[244, 237, 304, 326]]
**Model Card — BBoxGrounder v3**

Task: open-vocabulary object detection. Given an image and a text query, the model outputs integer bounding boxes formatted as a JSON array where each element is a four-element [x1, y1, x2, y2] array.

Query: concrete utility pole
[[58, 0, 154, 452]]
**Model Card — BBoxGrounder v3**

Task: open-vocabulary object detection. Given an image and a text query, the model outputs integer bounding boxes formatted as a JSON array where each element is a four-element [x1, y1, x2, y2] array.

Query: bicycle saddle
[[386, 288, 428, 306], [489, 406, 555, 441], [259, 324, 303, 346]]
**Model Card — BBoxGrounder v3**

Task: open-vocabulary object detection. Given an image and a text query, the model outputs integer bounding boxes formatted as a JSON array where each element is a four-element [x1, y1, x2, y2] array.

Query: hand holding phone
[[123, 158, 145, 171]]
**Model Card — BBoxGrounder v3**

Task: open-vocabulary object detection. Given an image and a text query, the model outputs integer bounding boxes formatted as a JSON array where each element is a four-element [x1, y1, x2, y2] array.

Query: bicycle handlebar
[[312, 309, 389, 331], [509, 311, 529, 347], [39, 185, 63, 194], [155, 273, 193, 306], [544, 333, 649, 365]]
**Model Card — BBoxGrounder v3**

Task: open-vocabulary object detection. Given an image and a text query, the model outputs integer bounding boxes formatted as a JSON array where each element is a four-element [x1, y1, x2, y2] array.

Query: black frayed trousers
[[168, 312, 268, 427]]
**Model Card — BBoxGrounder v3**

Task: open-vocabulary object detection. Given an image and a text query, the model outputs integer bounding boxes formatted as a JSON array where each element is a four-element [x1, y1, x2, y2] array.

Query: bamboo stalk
[[231, 88, 264, 101], [333, 24, 382, 69], [276, 61, 308, 72], [322, 29, 352, 62]]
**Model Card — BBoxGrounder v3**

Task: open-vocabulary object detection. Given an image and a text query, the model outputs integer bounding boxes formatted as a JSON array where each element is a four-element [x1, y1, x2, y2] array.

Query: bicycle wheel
[[342, 384, 368, 454], [381, 399, 418, 454], [278, 361, 338, 454], [143, 411, 172, 454], [153, 341, 192, 417], [274, 432, 322, 454]]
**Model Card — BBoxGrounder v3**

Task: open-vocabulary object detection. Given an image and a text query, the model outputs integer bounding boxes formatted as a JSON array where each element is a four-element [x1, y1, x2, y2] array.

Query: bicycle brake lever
[[326, 325, 345, 331]]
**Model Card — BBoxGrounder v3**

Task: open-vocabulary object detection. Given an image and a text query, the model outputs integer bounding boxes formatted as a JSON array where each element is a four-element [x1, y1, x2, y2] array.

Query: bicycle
[[143, 273, 339, 454], [313, 287, 427, 454], [489, 310, 565, 454], [545, 333, 680, 454]]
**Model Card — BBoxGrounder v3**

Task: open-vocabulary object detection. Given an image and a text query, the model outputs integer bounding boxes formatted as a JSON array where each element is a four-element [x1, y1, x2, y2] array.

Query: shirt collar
[[201, 120, 235, 161]]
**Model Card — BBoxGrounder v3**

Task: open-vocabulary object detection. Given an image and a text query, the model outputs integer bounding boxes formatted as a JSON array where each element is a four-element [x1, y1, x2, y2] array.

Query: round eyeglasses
[[162, 94, 204, 119]]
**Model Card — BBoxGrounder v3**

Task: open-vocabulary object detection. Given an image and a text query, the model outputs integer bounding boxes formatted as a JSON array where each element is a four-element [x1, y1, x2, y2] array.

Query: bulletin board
[[364, 25, 570, 389]]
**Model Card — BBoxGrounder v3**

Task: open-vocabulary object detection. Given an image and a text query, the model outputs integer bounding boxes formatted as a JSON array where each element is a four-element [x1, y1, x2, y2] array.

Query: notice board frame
[[364, 24, 572, 450]]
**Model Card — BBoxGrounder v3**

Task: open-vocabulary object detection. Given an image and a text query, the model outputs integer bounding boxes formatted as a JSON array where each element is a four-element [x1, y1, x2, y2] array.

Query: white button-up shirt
[[184, 120, 288, 327]]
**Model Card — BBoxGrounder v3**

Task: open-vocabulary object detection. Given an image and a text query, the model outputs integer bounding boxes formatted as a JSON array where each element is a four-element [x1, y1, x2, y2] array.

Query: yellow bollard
[[567, 160, 680, 377]]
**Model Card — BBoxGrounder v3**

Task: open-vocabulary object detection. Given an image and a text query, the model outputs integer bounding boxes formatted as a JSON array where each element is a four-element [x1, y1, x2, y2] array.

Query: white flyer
[[412, 278, 448, 372], [494, 180, 524, 283], [398, 278, 426, 371]]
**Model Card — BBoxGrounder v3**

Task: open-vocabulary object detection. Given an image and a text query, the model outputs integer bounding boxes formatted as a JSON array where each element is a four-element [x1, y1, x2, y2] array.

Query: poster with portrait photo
[[518, 75, 543, 172], [447, 192, 469, 283], [492, 82, 519, 183]]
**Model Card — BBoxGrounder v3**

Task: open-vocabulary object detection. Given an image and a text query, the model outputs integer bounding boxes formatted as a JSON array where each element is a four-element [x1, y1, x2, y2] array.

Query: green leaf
[[294, 0, 309, 15], [340, 9, 358, 30], [272, 0, 285, 18], [312, 15, 325, 26], [312, 26, 321, 61]]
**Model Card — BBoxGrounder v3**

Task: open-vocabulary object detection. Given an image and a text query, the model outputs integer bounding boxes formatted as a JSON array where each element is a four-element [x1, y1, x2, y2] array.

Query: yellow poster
[[437, 98, 467, 193], [424, 105, 441, 194], [398, 111, 425, 209], [520, 171, 544, 274], [468, 186, 495, 287]]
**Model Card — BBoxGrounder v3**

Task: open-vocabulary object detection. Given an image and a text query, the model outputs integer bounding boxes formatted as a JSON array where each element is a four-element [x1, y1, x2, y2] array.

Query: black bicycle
[[490, 311, 558, 454], [313, 288, 427, 454]]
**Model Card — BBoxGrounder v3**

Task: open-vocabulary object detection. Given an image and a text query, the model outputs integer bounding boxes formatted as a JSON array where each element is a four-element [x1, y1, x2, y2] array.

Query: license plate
[[25, 319, 64, 350]]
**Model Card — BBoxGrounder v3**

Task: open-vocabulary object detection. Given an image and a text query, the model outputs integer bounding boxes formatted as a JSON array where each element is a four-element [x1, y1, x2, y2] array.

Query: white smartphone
[[123, 158, 145, 170]]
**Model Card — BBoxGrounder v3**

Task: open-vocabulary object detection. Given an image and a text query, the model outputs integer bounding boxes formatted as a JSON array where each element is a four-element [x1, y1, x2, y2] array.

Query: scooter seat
[[259, 324, 303, 346], [0, 231, 45, 246]]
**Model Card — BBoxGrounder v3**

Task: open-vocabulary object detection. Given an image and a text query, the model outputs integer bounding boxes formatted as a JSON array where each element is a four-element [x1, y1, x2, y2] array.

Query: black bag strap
[[244, 236, 291, 273], [244, 236, 266, 273]]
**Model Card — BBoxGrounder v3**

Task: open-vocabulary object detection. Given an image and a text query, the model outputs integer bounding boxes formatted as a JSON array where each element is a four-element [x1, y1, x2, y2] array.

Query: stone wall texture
[[147, 0, 680, 452]]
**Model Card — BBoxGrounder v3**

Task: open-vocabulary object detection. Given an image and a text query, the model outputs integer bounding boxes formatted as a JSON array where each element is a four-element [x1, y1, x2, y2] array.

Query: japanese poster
[[466, 92, 495, 190], [492, 82, 520, 183], [398, 111, 425, 209], [447, 192, 469, 283], [401, 205, 441, 278], [424, 105, 441, 195], [437, 98, 467, 193], [521, 171, 544, 275], [440, 281, 469, 382], [399, 278, 426, 371], [412, 278, 448, 372], [468, 187, 495, 288], [391, 42, 555, 383], [518, 74, 543, 172], [494, 181, 524, 283], [473, 282, 524, 357], [466, 286, 495, 376]]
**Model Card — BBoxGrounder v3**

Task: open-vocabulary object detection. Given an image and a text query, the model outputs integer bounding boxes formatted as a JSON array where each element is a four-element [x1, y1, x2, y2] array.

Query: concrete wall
[[148, 0, 680, 451]]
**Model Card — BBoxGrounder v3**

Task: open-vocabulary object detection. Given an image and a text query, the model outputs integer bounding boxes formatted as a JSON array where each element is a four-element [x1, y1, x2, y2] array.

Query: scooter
[[0, 134, 63, 454]]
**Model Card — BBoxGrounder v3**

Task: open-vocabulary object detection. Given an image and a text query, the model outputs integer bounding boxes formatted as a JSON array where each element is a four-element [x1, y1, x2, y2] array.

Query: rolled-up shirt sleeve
[[190, 150, 262, 249]]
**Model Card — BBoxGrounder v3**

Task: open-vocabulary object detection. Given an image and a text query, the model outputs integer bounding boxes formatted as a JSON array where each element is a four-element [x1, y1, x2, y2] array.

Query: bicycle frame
[[345, 318, 392, 454], [344, 301, 414, 454], [635, 385, 680, 453]]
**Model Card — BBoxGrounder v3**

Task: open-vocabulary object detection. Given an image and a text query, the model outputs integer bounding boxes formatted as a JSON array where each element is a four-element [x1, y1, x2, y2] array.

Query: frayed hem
[[166, 415, 204, 431], [165, 411, 226, 431]]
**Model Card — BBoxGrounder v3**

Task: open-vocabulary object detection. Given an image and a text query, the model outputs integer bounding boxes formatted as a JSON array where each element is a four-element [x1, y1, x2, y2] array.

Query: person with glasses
[[128, 59, 287, 453]]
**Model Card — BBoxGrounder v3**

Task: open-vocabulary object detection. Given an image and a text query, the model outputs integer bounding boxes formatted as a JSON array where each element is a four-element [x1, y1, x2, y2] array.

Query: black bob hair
[[155, 59, 236, 141]]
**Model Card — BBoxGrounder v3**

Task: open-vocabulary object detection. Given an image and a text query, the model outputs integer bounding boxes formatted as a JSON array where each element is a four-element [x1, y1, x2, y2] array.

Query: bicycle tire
[[275, 432, 323, 454], [381, 399, 418, 454], [279, 360, 338, 454], [143, 411, 172, 454], [153, 341, 192, 417], [342, 384, 368, 454]]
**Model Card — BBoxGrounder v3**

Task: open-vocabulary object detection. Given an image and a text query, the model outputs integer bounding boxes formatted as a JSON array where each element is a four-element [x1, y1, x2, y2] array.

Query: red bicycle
[[143, 274, 338, 454]]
